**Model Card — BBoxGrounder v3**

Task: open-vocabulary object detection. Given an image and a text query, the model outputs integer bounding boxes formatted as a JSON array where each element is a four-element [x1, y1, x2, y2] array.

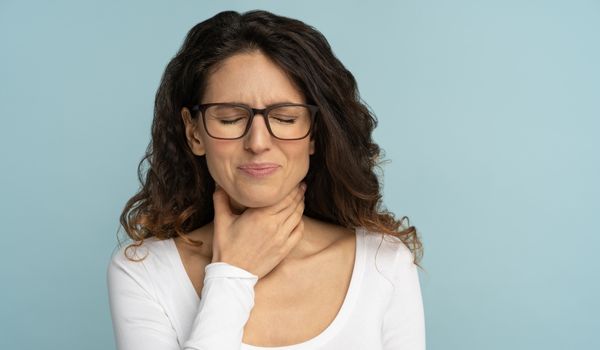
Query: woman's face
[[181, 51, 315, 210]]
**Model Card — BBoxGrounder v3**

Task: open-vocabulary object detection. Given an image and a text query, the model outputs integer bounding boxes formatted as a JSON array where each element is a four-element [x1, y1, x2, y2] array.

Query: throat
[[229, 197, 247, 215]]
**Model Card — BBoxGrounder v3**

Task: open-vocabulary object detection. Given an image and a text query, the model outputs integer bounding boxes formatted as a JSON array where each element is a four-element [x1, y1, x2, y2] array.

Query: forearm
[[182, 262, 258, 349]]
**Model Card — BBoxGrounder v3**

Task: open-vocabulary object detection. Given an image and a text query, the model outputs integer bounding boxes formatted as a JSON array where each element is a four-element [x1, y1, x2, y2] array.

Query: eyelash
[[217, 116, 297, 125], [218, 118, 245, 125]]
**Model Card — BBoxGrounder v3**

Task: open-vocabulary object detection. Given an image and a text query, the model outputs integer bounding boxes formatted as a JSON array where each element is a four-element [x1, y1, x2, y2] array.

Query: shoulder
[[106, 237, 174, 292], [108, 237, 172, 267], [359, 227, 416, 287]]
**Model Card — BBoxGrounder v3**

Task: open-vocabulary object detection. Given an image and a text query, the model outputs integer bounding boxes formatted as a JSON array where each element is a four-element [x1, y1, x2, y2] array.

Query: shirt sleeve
[[381, 247, 426, 350], [107, 251, 258, 350], [182, 262, 258, 349]]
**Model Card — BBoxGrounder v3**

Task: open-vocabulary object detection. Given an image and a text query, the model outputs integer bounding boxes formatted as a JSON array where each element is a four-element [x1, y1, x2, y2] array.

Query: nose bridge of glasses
[[246, 107, 272, 135], [250, 107, 269, 118]]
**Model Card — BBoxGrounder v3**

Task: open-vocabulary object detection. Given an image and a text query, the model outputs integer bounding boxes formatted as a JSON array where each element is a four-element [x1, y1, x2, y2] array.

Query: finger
[[276, 186, 305, 221], [266, 182, 306, 215], [212, 187, 234, 225], [282, 219, 304, 253], [280, 197, 305, 235]]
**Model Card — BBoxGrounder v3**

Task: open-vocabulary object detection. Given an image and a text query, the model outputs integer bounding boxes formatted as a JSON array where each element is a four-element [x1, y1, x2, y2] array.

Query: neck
[[229, 197, 246, 215], [192, 216, 318, 261]]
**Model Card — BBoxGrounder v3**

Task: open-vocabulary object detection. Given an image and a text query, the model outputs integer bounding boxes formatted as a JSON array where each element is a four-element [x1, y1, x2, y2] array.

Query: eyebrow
[[222, 100, 304, 106]]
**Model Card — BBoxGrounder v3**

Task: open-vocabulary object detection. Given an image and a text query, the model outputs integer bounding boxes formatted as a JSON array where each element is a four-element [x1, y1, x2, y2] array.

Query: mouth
[[237, 163, 280, 178]]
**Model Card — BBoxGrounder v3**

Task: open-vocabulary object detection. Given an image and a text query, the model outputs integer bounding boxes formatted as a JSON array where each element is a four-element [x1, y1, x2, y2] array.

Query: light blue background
[[1, 1, 598, 349]]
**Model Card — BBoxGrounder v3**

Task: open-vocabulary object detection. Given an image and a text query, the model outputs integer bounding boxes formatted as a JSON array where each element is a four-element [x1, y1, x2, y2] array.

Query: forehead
[[201, 51, 305, 105]]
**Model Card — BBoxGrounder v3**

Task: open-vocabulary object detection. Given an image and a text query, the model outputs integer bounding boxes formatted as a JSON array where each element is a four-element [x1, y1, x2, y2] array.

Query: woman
[[108, 9, 425, 350]]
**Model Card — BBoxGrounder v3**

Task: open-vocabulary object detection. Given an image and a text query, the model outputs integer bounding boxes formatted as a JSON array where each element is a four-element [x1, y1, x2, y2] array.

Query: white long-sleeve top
[[107, 227, 426, 349]]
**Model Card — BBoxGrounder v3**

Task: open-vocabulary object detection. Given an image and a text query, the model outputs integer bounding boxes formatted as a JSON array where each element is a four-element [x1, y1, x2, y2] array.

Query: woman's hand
[[211, 183, 306, 279]]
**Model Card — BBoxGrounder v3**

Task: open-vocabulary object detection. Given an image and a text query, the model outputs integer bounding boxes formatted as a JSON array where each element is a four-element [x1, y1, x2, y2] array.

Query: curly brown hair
[[118, 10, 423, 266]]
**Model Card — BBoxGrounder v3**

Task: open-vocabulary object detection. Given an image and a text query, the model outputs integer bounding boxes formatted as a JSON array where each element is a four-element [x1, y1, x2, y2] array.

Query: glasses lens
[[204, 105, 250, 139], [268, 105, 312, 139]]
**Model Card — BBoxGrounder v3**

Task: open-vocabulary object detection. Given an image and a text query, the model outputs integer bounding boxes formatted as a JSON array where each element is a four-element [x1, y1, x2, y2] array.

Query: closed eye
[[218, 117, 246, 125], [270, 116, 297, 124]]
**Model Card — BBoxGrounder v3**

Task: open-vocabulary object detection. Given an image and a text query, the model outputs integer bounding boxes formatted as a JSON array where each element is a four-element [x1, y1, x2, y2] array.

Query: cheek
[[203, 142, 235, 185], [204, 155, 220, 183], [287, 144, 312, 178]]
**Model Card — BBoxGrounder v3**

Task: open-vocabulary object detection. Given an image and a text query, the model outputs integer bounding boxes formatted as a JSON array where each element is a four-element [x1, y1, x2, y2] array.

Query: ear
[[308, 122, 317, 155], [181, 107, 206, 156]]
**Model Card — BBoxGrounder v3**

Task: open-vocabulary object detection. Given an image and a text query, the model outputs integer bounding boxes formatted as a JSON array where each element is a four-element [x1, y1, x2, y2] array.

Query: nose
[[243, 113, 272, 154]]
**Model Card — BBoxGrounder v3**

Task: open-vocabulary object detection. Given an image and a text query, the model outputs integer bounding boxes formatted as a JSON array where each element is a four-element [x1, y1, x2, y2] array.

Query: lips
[[238, 163, 280, 177]]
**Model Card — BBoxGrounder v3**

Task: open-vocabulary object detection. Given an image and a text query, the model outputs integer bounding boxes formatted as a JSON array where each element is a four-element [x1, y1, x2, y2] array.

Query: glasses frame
[[188, 102, 319, 140]]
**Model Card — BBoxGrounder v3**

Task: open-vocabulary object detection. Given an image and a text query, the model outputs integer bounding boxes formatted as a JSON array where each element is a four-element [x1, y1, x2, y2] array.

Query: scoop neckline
[[167, 226, 366, 349]]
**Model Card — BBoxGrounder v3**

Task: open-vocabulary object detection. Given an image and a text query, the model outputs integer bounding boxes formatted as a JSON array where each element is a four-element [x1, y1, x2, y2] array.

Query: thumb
[[213, 186, 234, 225]]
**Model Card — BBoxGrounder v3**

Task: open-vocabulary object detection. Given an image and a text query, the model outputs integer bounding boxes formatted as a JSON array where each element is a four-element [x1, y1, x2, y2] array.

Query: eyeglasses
[[188, 102, 318, 140]]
